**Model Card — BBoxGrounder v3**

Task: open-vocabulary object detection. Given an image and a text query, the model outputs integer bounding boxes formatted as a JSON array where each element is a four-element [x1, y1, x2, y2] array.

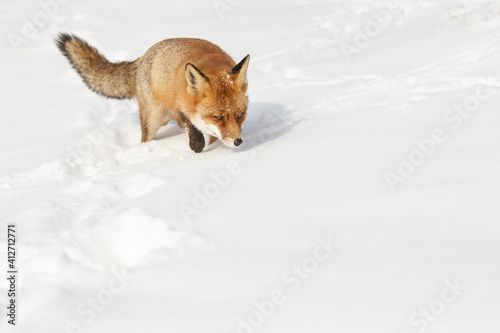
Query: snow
[[1, 0, 500, 332]]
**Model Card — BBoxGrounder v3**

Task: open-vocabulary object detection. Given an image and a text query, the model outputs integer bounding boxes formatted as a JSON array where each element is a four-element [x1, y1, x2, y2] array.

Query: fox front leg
[[187, 120, 205, 153]]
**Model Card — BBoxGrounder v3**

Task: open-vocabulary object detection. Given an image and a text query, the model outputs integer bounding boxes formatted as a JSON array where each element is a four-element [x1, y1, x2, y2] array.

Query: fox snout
[[219, 128, 244, 148], [222, 136, 243, 148]]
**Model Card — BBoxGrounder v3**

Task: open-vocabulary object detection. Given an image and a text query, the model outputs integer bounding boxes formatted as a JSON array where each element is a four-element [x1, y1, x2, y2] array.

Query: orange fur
[[56, 33, 250, 152]]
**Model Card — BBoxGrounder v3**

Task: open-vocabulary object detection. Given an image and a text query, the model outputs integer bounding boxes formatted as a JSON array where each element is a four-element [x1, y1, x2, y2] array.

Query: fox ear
[[185, 63, 210, 96], [230, 55, 250, 92]]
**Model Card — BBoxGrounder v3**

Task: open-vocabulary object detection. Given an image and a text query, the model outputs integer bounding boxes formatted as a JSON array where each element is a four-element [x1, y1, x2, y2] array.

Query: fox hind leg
[[140, 115, 162, 142], [139, 102, 164, 143]]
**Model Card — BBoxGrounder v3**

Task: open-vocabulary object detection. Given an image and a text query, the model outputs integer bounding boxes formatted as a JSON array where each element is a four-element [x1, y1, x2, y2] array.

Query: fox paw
[[188, 130, 205, 153], [190, 138, 205, 153]]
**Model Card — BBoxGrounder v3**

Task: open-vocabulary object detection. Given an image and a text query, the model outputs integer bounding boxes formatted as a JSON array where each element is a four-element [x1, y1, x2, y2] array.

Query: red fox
[[56, 33, 250, 153]]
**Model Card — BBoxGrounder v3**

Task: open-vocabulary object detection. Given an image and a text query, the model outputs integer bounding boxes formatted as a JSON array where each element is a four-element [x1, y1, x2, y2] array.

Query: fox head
[[185, 55, 250, 148]]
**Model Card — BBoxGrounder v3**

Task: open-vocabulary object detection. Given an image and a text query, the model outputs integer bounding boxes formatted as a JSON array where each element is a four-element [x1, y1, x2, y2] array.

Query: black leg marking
[[187, 120, 205, 153]]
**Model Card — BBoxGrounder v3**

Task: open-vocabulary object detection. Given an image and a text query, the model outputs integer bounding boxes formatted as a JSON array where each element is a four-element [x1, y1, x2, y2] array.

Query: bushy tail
[[56, 33, 141, 99]]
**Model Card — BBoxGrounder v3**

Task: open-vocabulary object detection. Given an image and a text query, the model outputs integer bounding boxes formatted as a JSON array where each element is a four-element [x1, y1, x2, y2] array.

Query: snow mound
[[75, 207, 190, 268], [17, 202, 204, 274]]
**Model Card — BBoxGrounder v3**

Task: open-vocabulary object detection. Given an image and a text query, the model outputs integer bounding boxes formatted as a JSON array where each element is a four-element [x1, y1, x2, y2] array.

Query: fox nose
[[234, 138, 243, 147]]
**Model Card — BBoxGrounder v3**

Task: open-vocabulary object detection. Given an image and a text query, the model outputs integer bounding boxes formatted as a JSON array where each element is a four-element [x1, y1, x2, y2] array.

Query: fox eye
[[214, 115, 224, 121], [237, 113, 244, 119]]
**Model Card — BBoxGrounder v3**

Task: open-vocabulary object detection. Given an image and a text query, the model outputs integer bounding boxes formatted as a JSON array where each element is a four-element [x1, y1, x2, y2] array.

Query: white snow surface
[[1, 0, 500, 332]]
